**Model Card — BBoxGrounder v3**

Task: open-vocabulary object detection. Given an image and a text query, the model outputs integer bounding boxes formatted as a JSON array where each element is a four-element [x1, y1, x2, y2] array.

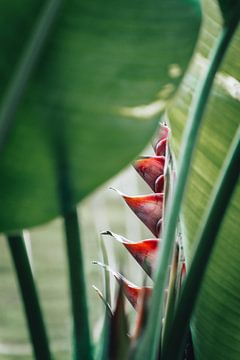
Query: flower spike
[[102, 231, 160, 277], [133, 156, 165, 192], [110, 188, 164, 237]]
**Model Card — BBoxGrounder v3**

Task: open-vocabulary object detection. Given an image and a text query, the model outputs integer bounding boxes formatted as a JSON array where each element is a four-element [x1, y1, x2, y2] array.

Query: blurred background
[[0, 144, 154, 360]]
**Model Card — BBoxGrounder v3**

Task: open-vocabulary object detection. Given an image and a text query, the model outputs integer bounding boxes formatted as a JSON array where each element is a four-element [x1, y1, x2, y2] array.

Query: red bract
[[155, 174, 165, 193], [180, 262, 186, 287], [102, 231, 159, 277], [111, 189, 164, 237], [112, 271, 152, 309], [93, 261, 152, 309], [134, 156, 165, 192], [155, 138, 167, 156], [121, 281, 152, 309], [153, 123, 169, 156]]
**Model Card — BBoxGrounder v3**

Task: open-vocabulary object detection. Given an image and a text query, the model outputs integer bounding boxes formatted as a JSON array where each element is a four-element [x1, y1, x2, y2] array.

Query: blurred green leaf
[[168, 0, 240, 358], [0, 0, 200, 231], [217, 0, 240, 23]]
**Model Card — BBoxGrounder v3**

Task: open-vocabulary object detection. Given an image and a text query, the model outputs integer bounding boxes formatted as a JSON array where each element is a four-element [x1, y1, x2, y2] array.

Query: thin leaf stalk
[[136, 18, 239, 360], [100, 236, 111, 306], [7, 233, 52, 360], [161, 242, 179, 346], [162, 125, 240, 359], [64, 208, 93, 360], [96, 237, 112, 360]]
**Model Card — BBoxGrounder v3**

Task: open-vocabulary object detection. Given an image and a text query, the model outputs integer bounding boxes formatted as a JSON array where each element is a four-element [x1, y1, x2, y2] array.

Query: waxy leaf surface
[[0, 0, 200, 231], [168, 0, 240, 358]]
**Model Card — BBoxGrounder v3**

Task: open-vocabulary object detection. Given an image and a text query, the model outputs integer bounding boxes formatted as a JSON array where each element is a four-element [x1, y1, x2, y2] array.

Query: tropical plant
[[0, 0, 239, 359], [93, 122, 190, 358]]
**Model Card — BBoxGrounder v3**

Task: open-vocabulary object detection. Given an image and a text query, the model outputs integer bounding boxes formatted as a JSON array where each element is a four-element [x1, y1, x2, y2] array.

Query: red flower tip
[[133, 156, 165, 192], [102, 231, 159, 277], [180, 261, 186, 287], [153, 123, 170, 156], [121, 280, 152, 309], [155, 138, 167, 156], [112, 190, 164, 237]]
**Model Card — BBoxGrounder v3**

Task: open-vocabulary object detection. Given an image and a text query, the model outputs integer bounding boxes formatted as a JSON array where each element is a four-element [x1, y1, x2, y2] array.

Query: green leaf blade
[[168, 0, 240, 358], [0, 0, 200, 231]]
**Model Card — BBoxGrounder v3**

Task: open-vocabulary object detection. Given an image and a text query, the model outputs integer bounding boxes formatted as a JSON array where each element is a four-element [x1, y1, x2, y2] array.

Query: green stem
[[7, 233, 52, 360], [64, 208, 93, 360], [162, 126, 240, 359], [161, 242, 178, 346], [135, 18, 239, 360], [100, 237, 111, 306], [0, 0, 62, 152]]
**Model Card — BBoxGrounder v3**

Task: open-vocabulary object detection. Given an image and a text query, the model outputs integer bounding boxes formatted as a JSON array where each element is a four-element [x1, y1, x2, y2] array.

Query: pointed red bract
[[102, 231, 159, 277], [112, 272, 152, 309], [134, 156, 165, 192], [122, 281, 152, 309], [119, 191, 164, 237], [125, 240, 159, 277], [93, 262, 152, 309]]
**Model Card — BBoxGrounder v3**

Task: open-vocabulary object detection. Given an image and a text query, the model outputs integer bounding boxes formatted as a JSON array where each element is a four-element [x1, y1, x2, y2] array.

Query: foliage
[[168, 0, 240, 358], [0, 0, 239, 360], [0, 0, 199, 232]]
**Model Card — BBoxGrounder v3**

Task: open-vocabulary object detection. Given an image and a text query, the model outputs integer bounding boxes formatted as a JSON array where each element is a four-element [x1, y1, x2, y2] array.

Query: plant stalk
[[7, 233, 52, 360], [136, 17, 239, 360], [162, 125, 240, 359], [161, 242, 179, 345], [64, 208, 93, 360]]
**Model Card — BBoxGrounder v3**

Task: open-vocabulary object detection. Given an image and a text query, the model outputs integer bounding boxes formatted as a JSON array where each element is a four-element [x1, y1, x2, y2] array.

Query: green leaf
[[162, 127, 240, 359], [168, 0, 240, 358], [0, 0, 200, 231], [217, 0, 240, 23]]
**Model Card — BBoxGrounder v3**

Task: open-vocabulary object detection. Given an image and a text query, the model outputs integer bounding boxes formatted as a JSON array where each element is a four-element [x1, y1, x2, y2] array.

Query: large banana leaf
[[0, 0, 200, 232], [168, 0, 240, 358]]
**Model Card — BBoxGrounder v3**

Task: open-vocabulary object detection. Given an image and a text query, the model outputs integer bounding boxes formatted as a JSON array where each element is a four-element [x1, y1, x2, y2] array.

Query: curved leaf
[[168, 0, 240, 358], [0, 0, 200, 231]]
